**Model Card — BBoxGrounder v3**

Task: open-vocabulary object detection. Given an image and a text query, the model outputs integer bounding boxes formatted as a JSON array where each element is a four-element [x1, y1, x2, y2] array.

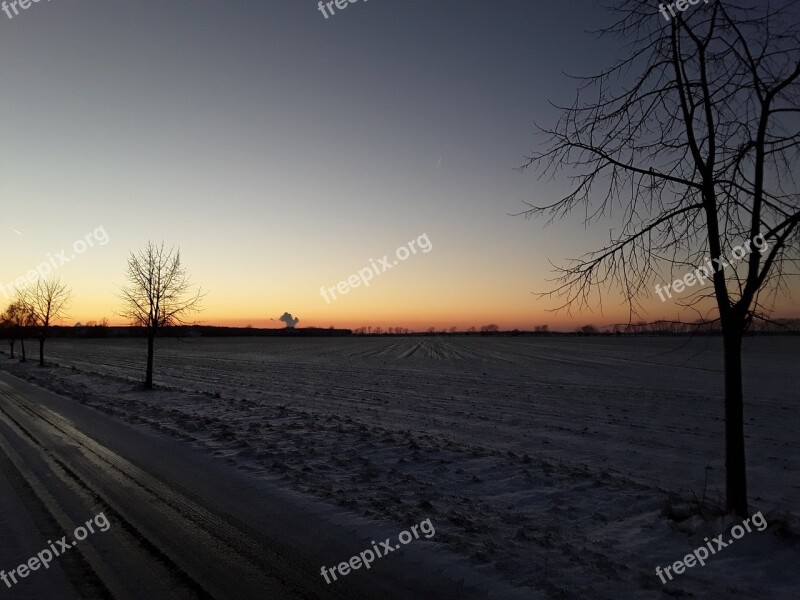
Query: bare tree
[[520, 0, 800, 516], [4, 293, 37, 362], [0, 320, 11, 358], [26, 278, 72, 366], [1, 301, 26, 358], [118, 242, 204, 390]]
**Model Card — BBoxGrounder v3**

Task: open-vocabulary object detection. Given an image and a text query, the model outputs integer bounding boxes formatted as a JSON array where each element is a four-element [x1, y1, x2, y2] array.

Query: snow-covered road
[[0, 370, 520, 599]]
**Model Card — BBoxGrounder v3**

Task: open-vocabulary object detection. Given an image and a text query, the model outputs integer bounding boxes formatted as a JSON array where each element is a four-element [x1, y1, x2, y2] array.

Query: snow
[[2, 334, 798, 598]]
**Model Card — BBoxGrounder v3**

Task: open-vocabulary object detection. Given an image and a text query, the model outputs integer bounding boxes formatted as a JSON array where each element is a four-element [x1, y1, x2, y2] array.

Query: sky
[[1, 0, 797, 331]]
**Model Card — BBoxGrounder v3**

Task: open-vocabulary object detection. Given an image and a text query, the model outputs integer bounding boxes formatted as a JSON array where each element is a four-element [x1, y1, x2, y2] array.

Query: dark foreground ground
[[1, 336, 798, 598]]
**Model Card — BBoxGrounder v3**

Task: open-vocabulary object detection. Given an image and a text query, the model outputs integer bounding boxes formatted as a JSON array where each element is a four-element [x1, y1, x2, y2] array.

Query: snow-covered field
[[3, 335, 799, 598]]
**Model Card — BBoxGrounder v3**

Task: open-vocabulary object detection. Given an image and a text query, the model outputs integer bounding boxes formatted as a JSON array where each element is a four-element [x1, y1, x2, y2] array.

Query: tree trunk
[[8, 340, 14, 359], [723, 326, 748, 517], [20, 338, 26, 362], [39, 338, 45, 367], [145, 334, 155, 390]]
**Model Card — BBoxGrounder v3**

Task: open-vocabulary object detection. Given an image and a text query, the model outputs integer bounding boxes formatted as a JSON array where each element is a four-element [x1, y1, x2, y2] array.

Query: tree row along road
[[0, 373, 506, 600]]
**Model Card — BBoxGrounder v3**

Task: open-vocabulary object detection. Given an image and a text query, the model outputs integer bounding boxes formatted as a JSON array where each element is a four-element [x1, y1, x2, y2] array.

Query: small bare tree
[[4, 293, 38, 362], [26, 279, 71, 366], [521, 0, 800, 515], [118, 242, 204, 390], [1, 302, 24, 358]]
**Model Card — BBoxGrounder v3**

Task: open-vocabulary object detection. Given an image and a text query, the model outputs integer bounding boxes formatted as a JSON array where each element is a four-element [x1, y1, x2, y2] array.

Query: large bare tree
[[118, 241, 204, 390], [26, 278, 72, 366], [521, 0, 800, 516]]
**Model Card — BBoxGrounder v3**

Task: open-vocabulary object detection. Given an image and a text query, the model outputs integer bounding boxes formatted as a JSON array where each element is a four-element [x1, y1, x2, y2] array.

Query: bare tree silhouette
[[0, 309, 14, 358], [1, 298, 33, 359], [118, 242, 204, 390], [26, 278, 72, 366], [520, 0, 800, 516]]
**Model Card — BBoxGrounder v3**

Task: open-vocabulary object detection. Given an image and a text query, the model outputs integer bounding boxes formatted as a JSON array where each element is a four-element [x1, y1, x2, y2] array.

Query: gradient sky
[[1, 0, 797, 331]]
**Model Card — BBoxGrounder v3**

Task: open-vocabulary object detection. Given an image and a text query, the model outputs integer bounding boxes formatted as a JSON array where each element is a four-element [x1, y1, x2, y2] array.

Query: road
[[0, 370, 517, 600]]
